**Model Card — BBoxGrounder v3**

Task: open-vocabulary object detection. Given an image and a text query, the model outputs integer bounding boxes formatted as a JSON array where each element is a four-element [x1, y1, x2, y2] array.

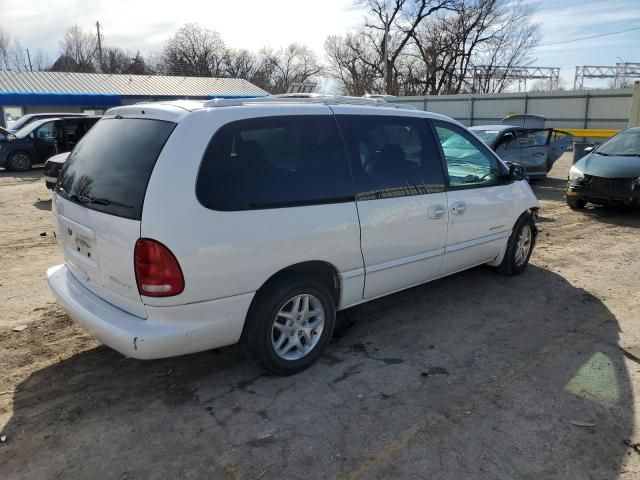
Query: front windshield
[[470, 129, 502, 146], [596, 130, 640, 157], [10, 117, 31, 132]]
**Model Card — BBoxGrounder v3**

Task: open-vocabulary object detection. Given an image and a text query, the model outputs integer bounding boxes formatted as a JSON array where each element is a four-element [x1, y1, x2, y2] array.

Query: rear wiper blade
[[75, 194, 133, 208]]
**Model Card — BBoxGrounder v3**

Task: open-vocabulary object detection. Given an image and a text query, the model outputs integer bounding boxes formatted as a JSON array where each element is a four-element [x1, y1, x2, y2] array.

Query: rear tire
[[566, 195, 586, 210], [242, 276, 336, 376], [497, 213, 536, 276], [6, 151, 32, 172]]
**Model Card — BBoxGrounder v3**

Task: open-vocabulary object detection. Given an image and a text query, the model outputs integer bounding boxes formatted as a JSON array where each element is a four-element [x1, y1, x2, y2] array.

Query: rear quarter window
[[196, 115, 354, 210], [56, 118, 175, 220]]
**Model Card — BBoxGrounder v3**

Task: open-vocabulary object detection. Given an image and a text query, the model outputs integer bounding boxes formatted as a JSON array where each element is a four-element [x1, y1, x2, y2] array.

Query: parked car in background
[[8, 113, 89, 133], [47, 96, 538, 376], [0, 116, 99, 171], [566, 127, 640, 209], [469, 115, 573, 178], [44, 152, 70, 189]]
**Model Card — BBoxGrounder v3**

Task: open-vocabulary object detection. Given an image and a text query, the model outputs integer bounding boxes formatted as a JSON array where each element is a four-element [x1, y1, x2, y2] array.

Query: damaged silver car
[[469, 115, 573, 179]]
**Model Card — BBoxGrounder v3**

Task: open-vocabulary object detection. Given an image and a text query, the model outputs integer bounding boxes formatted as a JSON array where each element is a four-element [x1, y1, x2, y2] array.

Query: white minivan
[[47, 95, 538, 375]]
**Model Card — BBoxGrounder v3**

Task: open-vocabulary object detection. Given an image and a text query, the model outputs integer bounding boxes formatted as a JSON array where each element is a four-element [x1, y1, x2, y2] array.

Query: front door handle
[[428, 205, 447, 219], [451, 201, 467, 215]]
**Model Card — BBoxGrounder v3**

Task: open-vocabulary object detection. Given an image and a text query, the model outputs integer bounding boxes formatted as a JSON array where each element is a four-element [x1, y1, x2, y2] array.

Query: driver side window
[[497, 132, 517, 150], [435, 122, 501, 188], [34, 122, 55, 139]]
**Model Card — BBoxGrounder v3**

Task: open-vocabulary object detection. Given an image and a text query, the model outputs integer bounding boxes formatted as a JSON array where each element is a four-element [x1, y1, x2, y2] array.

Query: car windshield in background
[[596, 131, 640, 157], [9, 117, 32, 132], [14, 121, 44, 139], [471, 130, 502, 146], [56, 118, 175, 220]]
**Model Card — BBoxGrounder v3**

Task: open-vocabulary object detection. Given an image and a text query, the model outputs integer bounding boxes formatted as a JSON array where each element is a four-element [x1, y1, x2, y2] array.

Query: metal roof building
[[0, 71, 268, 127]]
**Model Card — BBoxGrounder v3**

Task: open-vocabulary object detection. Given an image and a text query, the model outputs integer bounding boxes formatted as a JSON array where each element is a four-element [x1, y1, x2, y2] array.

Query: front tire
[[242, 277, 336, 376], [566, 195, 586, 210], [497, 213, 536, 276], [6, 151, 32, 172]]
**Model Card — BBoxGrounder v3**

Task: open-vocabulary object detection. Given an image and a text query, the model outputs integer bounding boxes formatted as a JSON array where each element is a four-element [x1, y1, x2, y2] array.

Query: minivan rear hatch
[[53, 117, 176, 318]]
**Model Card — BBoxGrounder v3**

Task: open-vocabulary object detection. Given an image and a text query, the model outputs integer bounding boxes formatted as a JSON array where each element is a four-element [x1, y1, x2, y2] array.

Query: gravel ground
[[1, 153, 639, 479]]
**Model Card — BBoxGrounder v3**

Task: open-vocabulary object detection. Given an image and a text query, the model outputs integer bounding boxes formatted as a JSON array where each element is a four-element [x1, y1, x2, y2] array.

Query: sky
[[0, 0, 639, 89]]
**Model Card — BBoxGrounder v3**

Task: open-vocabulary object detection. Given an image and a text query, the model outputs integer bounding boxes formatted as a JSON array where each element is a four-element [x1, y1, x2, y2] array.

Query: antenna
[[96, 21, 103, 70], [26, 48, 33, 72]]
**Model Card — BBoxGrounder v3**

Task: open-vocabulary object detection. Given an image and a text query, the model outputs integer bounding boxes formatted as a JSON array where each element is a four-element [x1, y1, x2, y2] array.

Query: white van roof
[[104, 95, 461, 126]]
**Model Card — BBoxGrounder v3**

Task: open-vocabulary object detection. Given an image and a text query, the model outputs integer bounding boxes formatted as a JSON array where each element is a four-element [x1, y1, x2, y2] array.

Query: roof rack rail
[[202, 94, 416, 110]]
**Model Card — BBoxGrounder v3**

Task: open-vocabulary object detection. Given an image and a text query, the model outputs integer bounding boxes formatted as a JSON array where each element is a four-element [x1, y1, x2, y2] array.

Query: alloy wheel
[[514, 224, 532, 267], [271, 294, 325, 361], [10, 153, 30, 171]]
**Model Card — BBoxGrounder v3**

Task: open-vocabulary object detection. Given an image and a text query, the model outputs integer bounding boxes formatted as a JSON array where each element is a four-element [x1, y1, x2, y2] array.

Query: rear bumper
[[47, 264, 254, 359]]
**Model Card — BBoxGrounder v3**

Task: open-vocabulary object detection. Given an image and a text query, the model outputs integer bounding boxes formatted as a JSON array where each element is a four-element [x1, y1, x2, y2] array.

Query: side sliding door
[[335, 108, 448, 300]]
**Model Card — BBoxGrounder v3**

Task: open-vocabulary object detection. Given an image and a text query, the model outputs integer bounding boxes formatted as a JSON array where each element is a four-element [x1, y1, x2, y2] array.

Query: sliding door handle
[[451, 202, 467, 215], [428, 205, 447, 219]]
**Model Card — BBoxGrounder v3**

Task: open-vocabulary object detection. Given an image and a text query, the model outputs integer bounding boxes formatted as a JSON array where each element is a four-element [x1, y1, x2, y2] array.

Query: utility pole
[[96, 21, 103, 71], [26, 48, 33, 72], [382, 15, 389, 95]]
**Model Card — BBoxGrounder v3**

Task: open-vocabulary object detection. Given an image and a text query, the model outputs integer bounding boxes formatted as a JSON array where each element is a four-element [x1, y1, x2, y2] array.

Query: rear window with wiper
[[57, 117, 175, 220]]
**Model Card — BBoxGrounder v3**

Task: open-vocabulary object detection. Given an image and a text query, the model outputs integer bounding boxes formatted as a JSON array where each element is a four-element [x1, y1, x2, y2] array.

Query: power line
[[539, 26, 640, 47]]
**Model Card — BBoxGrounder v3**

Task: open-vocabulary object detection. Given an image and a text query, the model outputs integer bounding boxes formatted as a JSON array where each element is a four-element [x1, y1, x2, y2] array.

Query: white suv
[[47, 96, 538, 375]]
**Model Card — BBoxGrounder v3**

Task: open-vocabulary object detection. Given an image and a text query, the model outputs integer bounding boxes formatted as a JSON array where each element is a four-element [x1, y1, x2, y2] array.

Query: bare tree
[[362, 0, 453, 94], [324, 33, 380, 95], [327, 0, 541, 96], [464, 0, 542, 93], [156, 23, 228, 76], [28, 49, 51, 71], [51, 24, 98, 73], [260, 44, 323, 94], [223, 49, 272, 86], [0, 27, 11, 70], [99, 47, 129, 74], [0, 27, 50, 71], [8, 38, 30, 71], [98, 47, 148, 74]]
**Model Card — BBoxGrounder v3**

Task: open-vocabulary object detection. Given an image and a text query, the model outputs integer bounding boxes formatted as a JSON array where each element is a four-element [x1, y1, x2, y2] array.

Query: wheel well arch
[[255, 261, 341, 306], [8, 148, 32, 158], [240, 261, 342, 341]]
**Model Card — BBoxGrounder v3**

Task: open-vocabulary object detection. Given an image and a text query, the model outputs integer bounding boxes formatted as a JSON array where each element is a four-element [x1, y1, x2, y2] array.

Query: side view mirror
[[508, 163, 527, 181], [584, 146, 594, 154]]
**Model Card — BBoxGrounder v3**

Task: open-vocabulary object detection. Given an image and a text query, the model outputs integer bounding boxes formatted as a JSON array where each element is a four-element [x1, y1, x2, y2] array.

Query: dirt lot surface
[[1, 154, 639, 479]]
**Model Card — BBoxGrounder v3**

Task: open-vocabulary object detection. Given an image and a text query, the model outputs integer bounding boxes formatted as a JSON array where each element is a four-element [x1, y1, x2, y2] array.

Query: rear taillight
[[134, 238, 184, 297]]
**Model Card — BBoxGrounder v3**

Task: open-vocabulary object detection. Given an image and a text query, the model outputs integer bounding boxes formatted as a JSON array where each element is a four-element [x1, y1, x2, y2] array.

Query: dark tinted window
[[62, 118, 98, 150], [57, 118, 175, 220], [516, 129, 550, 148], [336, 115, 445, 199], [33, 120, 57, 139], [434, 121, 501, 188], [197, 115, 353, 210]]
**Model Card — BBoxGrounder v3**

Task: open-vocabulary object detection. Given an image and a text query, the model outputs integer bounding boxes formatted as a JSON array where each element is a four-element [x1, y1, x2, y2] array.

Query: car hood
[[0, 137, 29, 146], [46, 152, 70, 164], [576, 153, 640, 178]]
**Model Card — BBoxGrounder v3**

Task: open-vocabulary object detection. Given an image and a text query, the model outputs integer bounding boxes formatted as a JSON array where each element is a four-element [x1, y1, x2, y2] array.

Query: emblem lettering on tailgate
[[109, 275, 133, 290]]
